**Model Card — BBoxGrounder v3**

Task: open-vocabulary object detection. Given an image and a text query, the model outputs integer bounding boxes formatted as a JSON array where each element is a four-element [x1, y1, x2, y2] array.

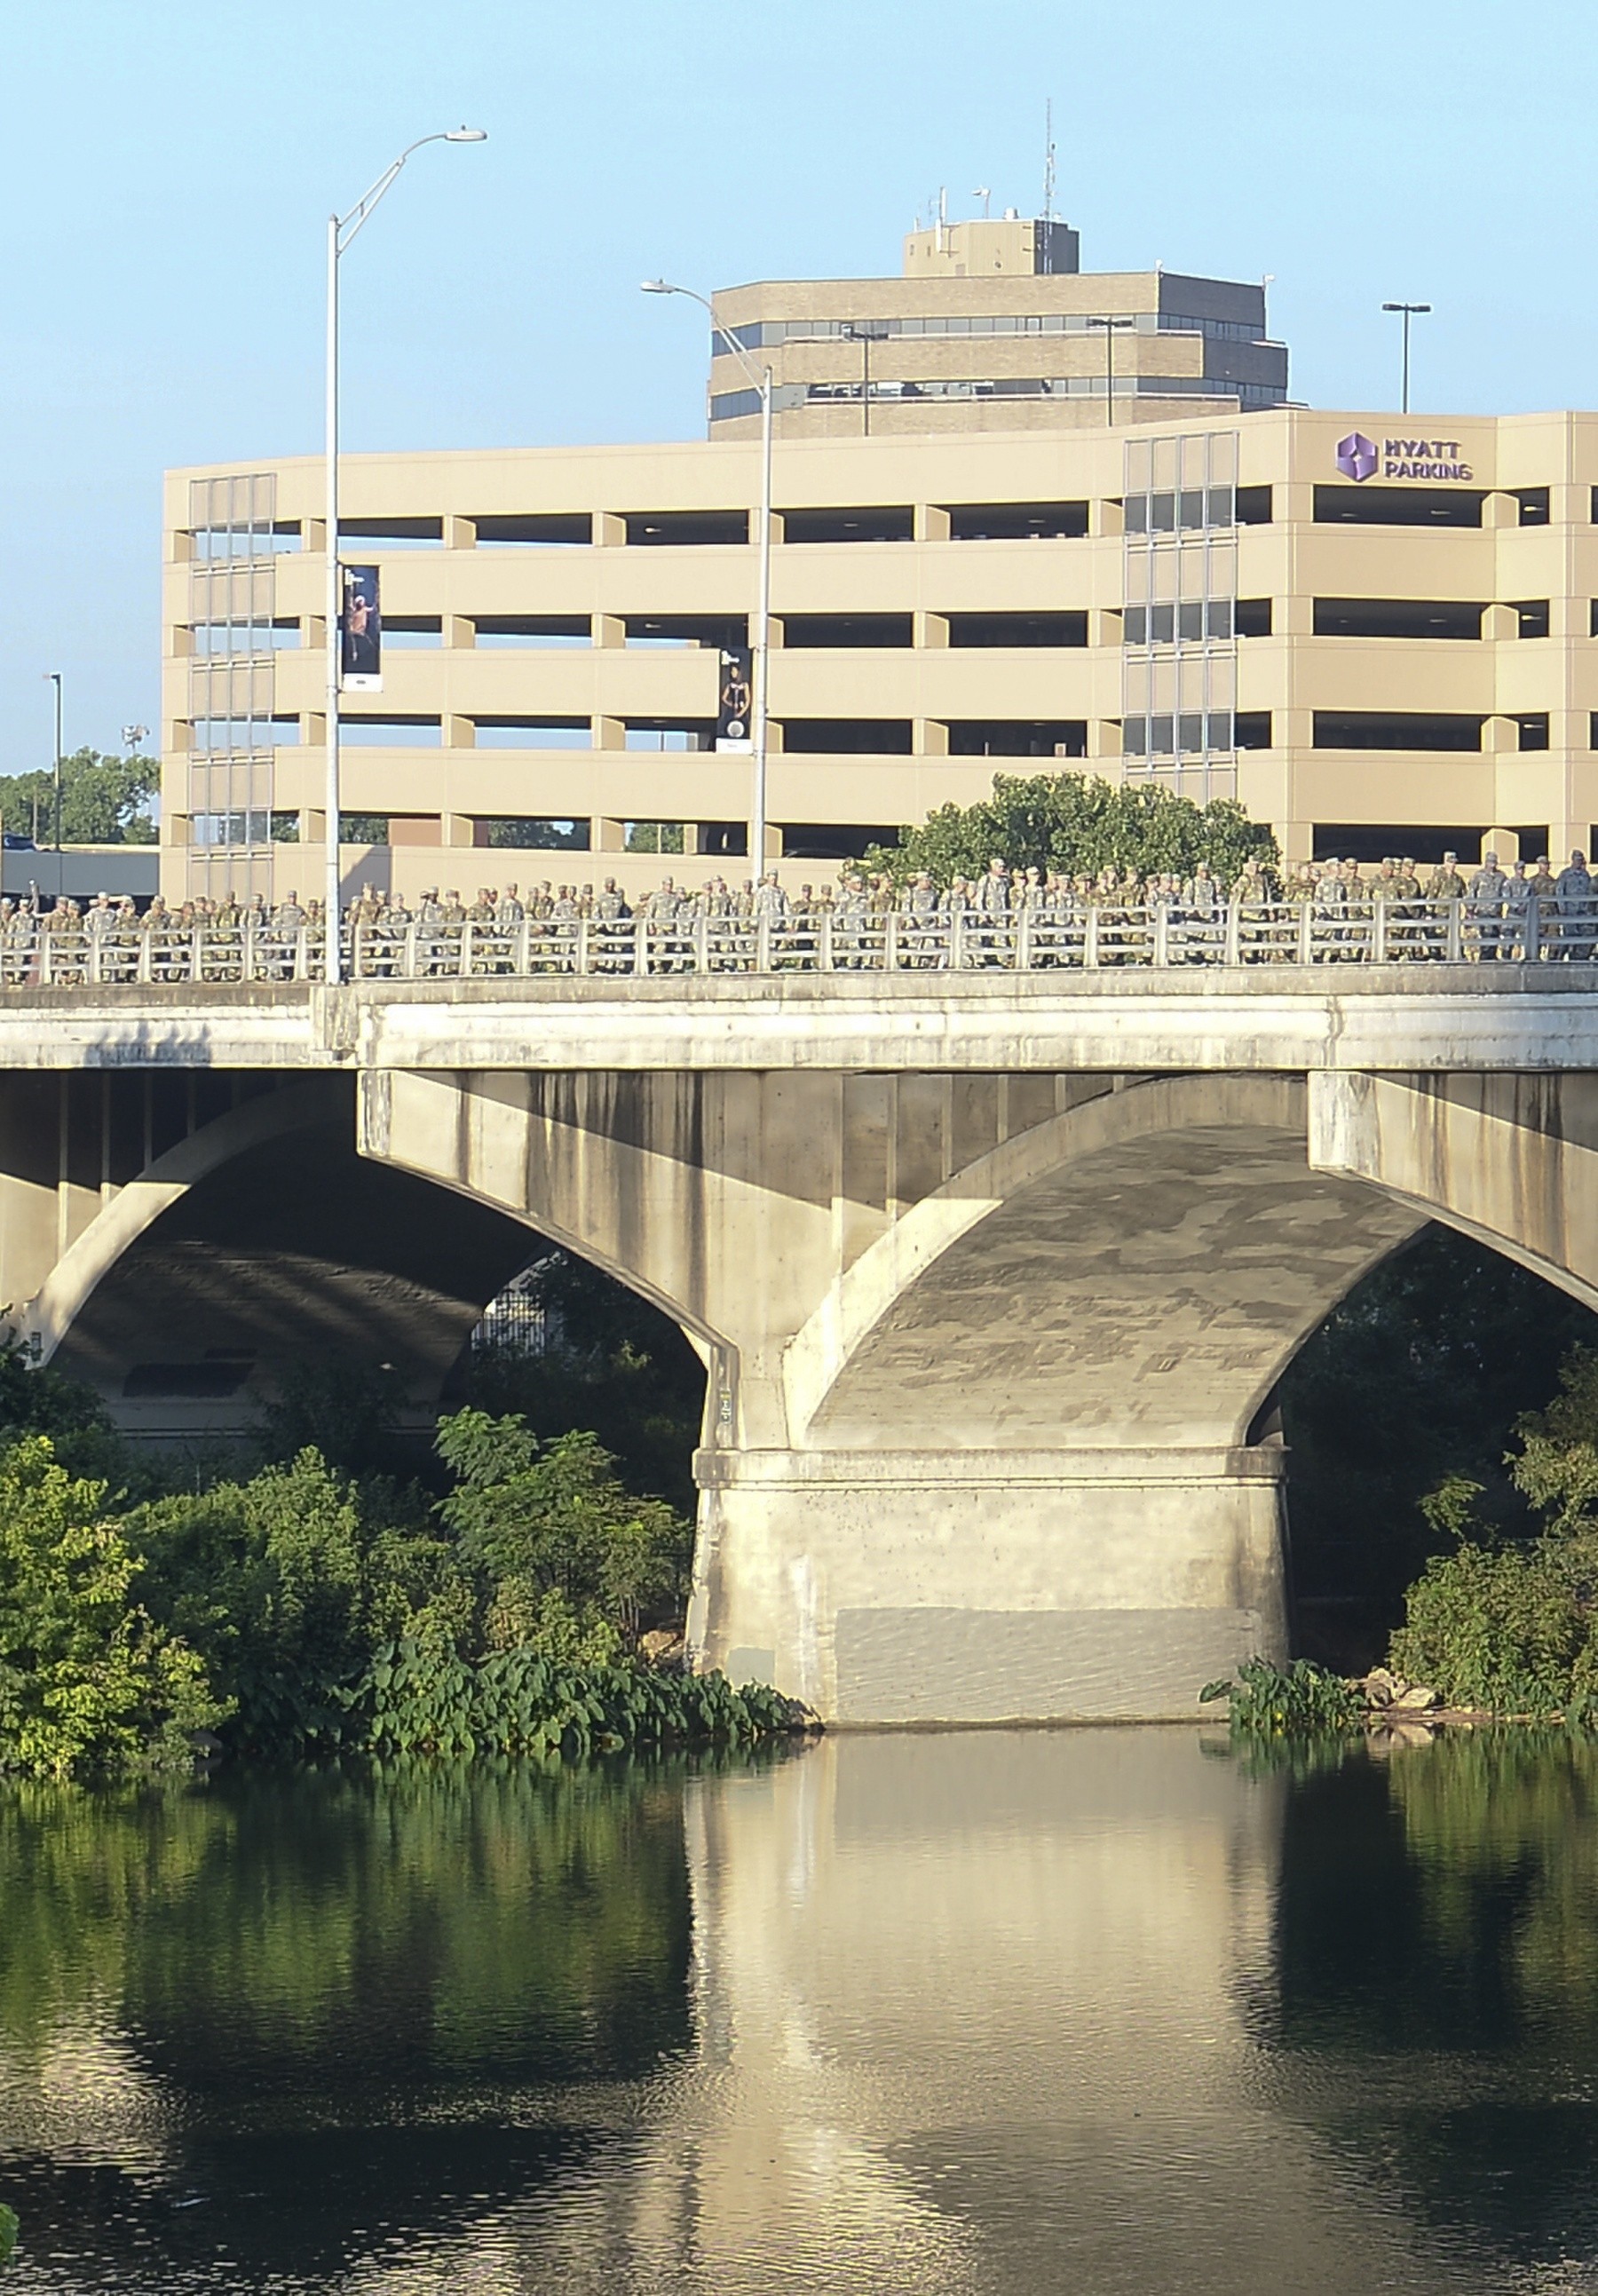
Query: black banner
[[339, 564, 382, 692], [715, 645, 753, 752]]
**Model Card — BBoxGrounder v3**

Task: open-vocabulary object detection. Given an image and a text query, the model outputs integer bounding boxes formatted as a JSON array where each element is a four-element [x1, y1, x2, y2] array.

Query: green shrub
[[0, 1438, 225, 1777], [344, 1637, 803, 1759], [1392, 1346, 1598, 1717], [1200, 1656, 1365, 1738], [864, 770, 1276, 889], [0, 2201, 15, 2264]]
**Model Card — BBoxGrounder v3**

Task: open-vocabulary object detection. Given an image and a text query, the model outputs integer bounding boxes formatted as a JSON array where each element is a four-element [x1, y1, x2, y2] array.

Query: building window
[[338, 717, 442, 746], [1313, 598, 1484, 639], [780, 507, 914, 544], [471, 719, 591, 749], [474, 513, 591, 546], [779, 719, 914, 754], [338, 517, 442, 549], [1513, 599, 1551, 638], [946, 720, 1087, 757], [945, 501, 1088, 541], [1235, 598, 1272, 637], [1234, 711, 1272, 748], [622, 511, 748, 547], [1235, 487, 1272, 525], [1515, 487, 1551, 526], [945, 613, 1087, 647], [480, 819, 590, 850], [474, 615, 591, 646], [1314, 486, 1485, 528], [1313, 711, 1484, 751], [1515, 714, 1550, 751], [780, 614, 914, 648]]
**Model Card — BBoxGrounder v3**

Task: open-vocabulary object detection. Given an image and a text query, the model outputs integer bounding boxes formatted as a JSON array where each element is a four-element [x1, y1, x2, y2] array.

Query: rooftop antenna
[[936, 186, 947, 253], [973, 186, 992, 218], [1040, 99, 1057, 274]]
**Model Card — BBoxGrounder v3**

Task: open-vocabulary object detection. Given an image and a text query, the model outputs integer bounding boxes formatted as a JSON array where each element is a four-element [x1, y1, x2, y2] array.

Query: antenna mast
[[1042, 98, 1056, 220]]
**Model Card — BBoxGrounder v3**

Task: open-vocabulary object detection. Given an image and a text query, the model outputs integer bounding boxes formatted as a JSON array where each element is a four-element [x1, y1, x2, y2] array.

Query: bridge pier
[[694, 1445, 1288, 1722]]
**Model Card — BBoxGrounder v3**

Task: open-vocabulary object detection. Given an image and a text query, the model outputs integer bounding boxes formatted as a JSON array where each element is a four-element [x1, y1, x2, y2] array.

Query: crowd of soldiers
[[7, 843, 1598, 961]]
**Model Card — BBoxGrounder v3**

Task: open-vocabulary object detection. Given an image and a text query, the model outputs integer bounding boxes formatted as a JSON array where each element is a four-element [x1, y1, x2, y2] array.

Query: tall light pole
[[1087, 314, 1134, 428], [47, 672, 64, 897], [843, 321, 889, 436], [644, 279, 773, 876], [324, 126, 486, 981], [1381, 300, 1430, 416]]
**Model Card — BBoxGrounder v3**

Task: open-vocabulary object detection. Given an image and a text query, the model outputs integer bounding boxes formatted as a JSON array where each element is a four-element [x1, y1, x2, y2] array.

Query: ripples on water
[[3, 1731, 1598, 2292]]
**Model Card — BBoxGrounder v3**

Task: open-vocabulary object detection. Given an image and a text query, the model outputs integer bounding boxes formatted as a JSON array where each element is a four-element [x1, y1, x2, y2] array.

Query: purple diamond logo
[[1336, 430, 1379, 483]]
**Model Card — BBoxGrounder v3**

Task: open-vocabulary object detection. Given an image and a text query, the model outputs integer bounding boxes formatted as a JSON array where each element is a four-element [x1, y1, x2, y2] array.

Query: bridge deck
[[0, 963, 1594, 1073]]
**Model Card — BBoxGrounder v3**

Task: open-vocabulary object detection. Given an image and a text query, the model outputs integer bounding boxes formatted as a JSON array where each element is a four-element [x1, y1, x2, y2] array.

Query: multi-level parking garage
[[165, 405, 1598, 906]]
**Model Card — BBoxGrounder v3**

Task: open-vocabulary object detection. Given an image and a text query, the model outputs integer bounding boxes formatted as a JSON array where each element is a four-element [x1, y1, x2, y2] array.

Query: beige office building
[[704, 215, 1287, 440], [162, 226, 1598, 903]]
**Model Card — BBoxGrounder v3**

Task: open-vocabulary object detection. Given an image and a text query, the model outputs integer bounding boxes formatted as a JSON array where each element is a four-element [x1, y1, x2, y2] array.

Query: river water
[[3, 1729, 1597, 2293]]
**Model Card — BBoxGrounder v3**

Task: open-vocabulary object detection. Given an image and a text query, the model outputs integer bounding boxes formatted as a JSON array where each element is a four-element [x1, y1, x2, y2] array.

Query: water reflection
[[4, 1734, 1598, 2290]]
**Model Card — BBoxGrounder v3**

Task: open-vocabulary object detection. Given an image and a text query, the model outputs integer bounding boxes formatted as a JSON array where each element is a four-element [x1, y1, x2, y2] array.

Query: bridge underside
[[3, 1073, 541, 1444], [4, 1040, 1595, 1723]]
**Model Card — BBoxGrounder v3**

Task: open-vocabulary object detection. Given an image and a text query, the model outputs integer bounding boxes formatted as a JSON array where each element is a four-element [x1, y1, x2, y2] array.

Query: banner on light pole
[[339, 564, 383, 692], [715, 645, 753, 753]]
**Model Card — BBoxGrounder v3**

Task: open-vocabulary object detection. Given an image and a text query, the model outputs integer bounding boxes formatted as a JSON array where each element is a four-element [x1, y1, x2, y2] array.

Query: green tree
[[1280, 1229, 1598, 1659], [436, 1408, 691, 1643], [131, 1447, 463, 1754], [1390, 1345, 1598, 1713], [465, 1249, 705, 1511], [0, 748, 157, 846], [0, 1437, 223, 1776], [863, 771, 1276, 886]]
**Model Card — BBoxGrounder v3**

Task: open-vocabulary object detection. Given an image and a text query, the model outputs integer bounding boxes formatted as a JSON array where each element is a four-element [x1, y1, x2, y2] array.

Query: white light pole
[[643, 280, 772, 879], [47, 672, 64, 899], [1381, 300, 1430, 416], [1087, 313, 1134, 429], [325, 127, 486, 981]]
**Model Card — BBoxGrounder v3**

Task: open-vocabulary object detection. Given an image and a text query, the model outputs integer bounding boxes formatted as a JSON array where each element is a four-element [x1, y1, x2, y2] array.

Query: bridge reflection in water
[[4, 1732, 1595, 2291], [500, 1732, 1545, 2296]]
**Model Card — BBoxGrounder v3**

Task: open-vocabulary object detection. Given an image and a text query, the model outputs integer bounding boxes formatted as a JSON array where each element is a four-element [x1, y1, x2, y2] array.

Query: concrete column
[[596, 615, 625, 650], [917, 612, 948, 649], [447, 616, 475, 651], [692, 1445, 1288, 1722], [916, 504, 951, 542], [916, 718, 949, 756], [446, 714, 476, 749], [445, 515, 476, 550]]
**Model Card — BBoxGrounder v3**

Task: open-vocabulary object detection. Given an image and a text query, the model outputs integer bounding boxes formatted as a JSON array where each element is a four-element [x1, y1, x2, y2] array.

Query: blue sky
[[1, 0, 1590, 770]]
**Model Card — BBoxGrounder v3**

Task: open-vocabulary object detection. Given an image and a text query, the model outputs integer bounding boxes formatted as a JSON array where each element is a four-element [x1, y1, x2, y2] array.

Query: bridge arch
[[7, 1072, 548, 1441], [787, 1076, 1426, 1454]]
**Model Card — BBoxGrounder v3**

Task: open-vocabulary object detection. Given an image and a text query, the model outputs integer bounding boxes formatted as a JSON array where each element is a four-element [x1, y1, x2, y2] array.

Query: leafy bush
[[437, 1409, 692, 1642], [346, 1638, 802, 1759], [864, 770, 1276, 889], [1200, 1656, 1365, 1738], [1391, 1347, 1598, 1716], [0, 1438, 225, 1777], [0, 2201, 14, 2264]]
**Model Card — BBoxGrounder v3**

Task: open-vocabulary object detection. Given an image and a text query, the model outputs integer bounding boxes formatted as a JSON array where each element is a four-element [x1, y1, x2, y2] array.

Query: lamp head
[[445, 126, 487, 142], [640, 278, 678, 295]]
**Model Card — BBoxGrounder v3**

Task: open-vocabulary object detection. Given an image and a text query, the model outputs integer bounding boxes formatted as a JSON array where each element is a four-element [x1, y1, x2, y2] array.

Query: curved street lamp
[[643, 279, 773, 880], [324, 128, 487, 980]]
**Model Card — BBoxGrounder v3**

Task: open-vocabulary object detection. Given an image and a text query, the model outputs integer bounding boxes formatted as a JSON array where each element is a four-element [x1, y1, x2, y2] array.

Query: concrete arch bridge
[[0, 966, 1594, 1723]]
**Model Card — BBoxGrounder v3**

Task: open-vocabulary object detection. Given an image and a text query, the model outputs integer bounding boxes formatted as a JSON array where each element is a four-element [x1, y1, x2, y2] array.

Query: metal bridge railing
[[4, 899, 1594, 988]]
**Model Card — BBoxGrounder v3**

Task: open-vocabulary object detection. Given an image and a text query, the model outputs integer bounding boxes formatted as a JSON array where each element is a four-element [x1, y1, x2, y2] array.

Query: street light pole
[[1381, 300, 1430, 416], [323, 126, 487, 983], [47, 673, 63, 899], [843, 322, 888, 437], [643, 280, 773, 876], [1087, 315, 1134, 428]]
